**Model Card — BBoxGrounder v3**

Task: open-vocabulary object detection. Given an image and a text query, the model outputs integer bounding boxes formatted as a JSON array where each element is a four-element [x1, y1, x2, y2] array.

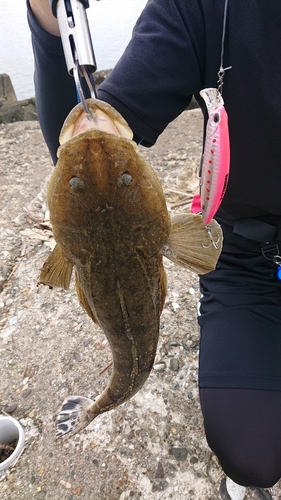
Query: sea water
[[0, 0, 147, 100]]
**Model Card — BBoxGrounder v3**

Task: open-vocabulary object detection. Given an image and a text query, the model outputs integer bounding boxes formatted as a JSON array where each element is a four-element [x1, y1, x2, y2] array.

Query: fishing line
[[194, 0, 231, 245], [218, 0, 232, 94]]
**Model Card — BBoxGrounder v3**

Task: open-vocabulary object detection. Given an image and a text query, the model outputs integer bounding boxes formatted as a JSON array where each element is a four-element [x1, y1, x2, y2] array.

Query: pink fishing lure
[[199, 88, 230, 225]]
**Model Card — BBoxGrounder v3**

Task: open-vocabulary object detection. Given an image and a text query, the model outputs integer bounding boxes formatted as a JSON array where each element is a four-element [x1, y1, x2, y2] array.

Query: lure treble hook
[[201, 225, 221, 250]]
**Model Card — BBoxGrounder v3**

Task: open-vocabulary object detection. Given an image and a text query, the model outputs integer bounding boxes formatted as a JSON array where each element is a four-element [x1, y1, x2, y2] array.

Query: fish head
[[48, 99, 170, 261]]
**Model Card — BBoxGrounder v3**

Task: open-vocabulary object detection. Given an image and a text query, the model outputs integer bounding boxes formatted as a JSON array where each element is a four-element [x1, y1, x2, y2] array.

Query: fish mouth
[[59, 98, 133, 145], [71, 109, 120, 139]]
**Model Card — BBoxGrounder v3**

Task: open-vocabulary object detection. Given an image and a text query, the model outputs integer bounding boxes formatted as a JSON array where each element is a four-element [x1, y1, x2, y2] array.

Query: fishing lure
[[191, 0, 231, 234], [199, 87, 230, 225]]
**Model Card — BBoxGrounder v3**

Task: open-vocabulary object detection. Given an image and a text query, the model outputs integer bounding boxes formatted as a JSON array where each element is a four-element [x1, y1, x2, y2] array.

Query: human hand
[[29, 0, 60, 36]]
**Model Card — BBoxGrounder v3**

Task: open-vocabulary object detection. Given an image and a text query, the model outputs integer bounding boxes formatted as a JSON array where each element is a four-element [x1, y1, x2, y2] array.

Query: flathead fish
[[39, 99, 222, 439]]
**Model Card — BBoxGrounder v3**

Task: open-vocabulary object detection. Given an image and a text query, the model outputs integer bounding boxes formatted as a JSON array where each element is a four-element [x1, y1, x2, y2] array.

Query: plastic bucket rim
[[0, 415, 25, 471]]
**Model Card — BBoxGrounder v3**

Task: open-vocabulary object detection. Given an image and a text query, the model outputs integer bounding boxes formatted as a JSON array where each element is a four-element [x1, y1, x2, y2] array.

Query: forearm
[[29, 0, 60, 36], [27, 0, 77, 163]]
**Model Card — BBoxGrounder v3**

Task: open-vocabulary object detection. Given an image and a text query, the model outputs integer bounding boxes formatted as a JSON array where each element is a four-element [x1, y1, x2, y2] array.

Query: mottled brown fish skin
[[47, 129, 170, 432]]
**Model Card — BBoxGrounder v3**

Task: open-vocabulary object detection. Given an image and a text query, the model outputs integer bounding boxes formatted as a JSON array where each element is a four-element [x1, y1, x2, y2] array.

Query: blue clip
[[277, 265, 281, 281]]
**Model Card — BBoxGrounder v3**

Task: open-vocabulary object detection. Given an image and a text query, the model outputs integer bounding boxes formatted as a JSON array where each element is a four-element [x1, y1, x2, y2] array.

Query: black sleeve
[[27, 0, 204, 160], [97, 0, 204, 146], [27, 0, 77, 164]]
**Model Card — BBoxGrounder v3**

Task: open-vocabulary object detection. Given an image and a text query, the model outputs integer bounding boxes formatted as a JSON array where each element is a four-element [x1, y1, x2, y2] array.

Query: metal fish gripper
[[50, 0, 98, 120]]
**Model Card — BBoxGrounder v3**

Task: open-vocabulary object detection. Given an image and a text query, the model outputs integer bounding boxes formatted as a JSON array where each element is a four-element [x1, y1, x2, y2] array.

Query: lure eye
[[213, 113, 220, 123]]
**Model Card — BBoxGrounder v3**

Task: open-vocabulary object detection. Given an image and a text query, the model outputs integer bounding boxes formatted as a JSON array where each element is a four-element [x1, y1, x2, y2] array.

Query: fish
[[199, 88, 230, 225], [39, 98, 222, 439]]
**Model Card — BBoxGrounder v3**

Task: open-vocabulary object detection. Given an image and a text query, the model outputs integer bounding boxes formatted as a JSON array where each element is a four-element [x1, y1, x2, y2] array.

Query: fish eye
[[117, 172, 133, 187], [69, 176, 85, 191]]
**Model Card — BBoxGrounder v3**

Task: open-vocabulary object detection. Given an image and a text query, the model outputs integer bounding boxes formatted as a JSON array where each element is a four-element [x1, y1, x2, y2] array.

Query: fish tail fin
[[56, 395, 94, 439], [39, 244, 73, 289], [160, 213, 222, 274], [75, 271, 100, 324]]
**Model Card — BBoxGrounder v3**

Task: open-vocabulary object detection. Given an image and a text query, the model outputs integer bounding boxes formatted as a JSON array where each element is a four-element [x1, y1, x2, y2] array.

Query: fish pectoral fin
[[75, 272, 99, 324], [39, 244, 73, 289], [160, 213, 223, 275]]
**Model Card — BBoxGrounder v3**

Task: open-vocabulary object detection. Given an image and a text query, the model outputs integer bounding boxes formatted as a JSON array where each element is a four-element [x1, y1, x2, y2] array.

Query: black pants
[[199, 228, 281, 487]]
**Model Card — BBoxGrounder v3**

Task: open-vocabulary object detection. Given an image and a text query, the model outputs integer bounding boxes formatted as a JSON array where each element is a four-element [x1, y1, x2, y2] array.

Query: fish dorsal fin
[[75, 272, 100, 325], [39, 244, 73, 289], [160, 213, 223, 275]]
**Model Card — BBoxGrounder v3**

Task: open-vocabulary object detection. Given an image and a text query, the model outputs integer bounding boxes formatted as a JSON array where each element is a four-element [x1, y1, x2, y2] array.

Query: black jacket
[[98, 0, 281, 221], [28, 0, 281, 220]]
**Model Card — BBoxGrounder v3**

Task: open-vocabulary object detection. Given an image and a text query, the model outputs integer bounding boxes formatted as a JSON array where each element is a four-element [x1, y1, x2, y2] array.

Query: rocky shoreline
[[0, 71, 199, 125], [0, 70, 112, 125]]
